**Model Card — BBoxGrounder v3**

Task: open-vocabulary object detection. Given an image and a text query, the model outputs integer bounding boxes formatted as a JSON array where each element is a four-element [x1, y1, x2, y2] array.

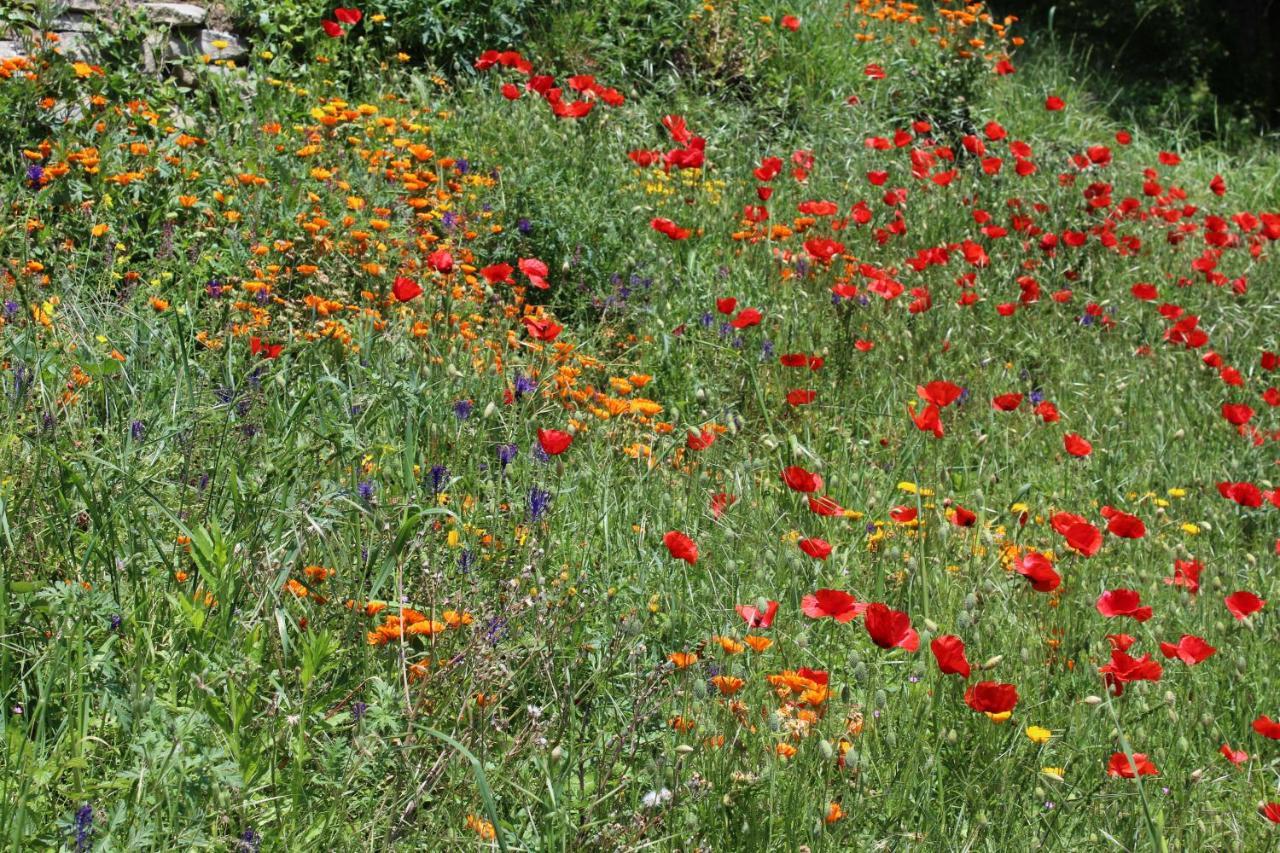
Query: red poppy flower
[[1107, 752, 1158, 778], [964, 681, 1018, 713], [798, 537, 832, 560], [1014, 551, 1060, 592], [1225, 590, 1265, 620], [1265, 803, 1280, 823], [1130, 282, 1158, 300], [249, 337, 283, 359], [1099, 650, 1163, 694], [1221, 402, 1254, 425], [909, 403, 944, 438], [1106, 634, 1136, 652], [480, 262, 514, 284], [501, 82, 521, 100], [322, 19, 345, 37], [716, 297, 738, 315], [992, 393, 1023, 411], [1164, 558, 1203, 593], [662, 531, 698, 564], [518, 257, 550, 289], [801, 589, 863, 622], [1102, 507, 1146, 539], [889, 506, 918, 523], [1035, 400, 1060, 423], [736, 600, 778, 629], [1255, 715, 1280, 739], [1063, 433, 1092, 457], [1219, 744, 1248, 765], [730, 308, 762, 329], [1158, 634, 1216, 665], [930, 635, 971, 677], [333, 7, 362, 24], [710, 492, 737, 518], [1045, 95, 1065, 111], [1096, 589, 1153, 622], [786, 389, 817, 406], [779, 14, 800, 30], [917, 381, 963, 408], [536, 428, 573, 455], [391, 276, 422, 302], [1051, 513, 1102, 557], [427, 249, 453, 273], [864, 603, 919, 651], [686, 428, 716, 451], [808, 495, 844, 516], [522, 316, 562, 342], [950, 505, 977, 527], [650, 217, 691, 240], [1217, 481, 1263, 508], [781, 466, 823, 493]]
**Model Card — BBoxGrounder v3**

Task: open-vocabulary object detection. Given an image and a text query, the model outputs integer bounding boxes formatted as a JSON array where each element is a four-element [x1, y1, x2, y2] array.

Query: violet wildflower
[[527, 486, 551, 521], [497, 443, 518, 469], [453, 399, 473, 420], [72, 803, 93, 852], [357, 480, 375, 503]]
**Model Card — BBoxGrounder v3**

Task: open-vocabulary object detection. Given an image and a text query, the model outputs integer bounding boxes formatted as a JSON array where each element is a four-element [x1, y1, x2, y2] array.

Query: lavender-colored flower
[[759, 339, 774, 361], [215, 386, 237, 405], [1029, 389, 1045, 406], [1080, 314, 1095, 326], [794, 257, 811, 278], [130, 420, 145, 441], [731, 336, 744, 350], [206, 279, 224, 298], [26, 164, 44, 189], [441, 210, 458, 231], [484, 617, 508, 645], [699, 311, 714, 328], [357, 480, 375, 503], [351, 702, 368, 722], [513, 372, 537, 399], [237, 827, 261, 853], [517, 218, 532, 235], [2, 300, 18, 319], [453, 399, 473, 420], [527, 486, 551, 521], [73, 803, 93, 852], [428, 465, 449, 495], [956, 387, 971, 406], [110, 614, 122, 631], [497, 443, 518, 469], [458, 549, 474, 573], [857, 294, 871, 307], [456, 158, 470, 175], [532, 443, 550, 464]]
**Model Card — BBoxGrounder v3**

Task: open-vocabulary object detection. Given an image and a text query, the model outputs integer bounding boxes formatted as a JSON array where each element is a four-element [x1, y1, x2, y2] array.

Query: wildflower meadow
[[1, 0, 1279, 849]]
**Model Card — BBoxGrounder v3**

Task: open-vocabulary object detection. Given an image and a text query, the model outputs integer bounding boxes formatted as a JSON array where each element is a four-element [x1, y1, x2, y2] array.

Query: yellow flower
[[1180, 523, 1201, 536], [985, 710, 1012, 724], [1041, 766, 1065, 781], [1025, 725, 1052, 744], [1167, 487, 1186, 498]]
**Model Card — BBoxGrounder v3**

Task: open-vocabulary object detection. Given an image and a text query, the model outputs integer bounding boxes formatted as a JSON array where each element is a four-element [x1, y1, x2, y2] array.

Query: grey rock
[[62, 0, 101, 11], [143, 3, 207, 26], [199, 29, 246, 60], [0, 40, 25, 60], [52, 13, 95, 32], [53, 32, 92, 61]]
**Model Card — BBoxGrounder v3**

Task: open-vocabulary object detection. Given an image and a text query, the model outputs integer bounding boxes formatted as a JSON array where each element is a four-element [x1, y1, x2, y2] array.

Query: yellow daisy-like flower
[[1025, 725, 1052, 744]]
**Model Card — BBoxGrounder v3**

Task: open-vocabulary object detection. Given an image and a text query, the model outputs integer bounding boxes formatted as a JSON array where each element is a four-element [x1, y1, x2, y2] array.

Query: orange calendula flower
[[714, 636, 745, 654], [667, 651, 698, 669], [711, 675, 745, 695], [465, 815, 496, 841], [774, 743, 798, 759], [825, 802, 845, 824], [743, 635, 773, 652]]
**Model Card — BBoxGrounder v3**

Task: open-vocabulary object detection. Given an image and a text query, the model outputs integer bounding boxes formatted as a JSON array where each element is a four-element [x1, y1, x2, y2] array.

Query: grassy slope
[[1, 1, 1279, 849]]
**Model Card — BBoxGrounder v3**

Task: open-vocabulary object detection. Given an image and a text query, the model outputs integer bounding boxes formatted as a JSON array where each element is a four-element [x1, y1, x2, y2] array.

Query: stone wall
[[0, 1, 249, 74]]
